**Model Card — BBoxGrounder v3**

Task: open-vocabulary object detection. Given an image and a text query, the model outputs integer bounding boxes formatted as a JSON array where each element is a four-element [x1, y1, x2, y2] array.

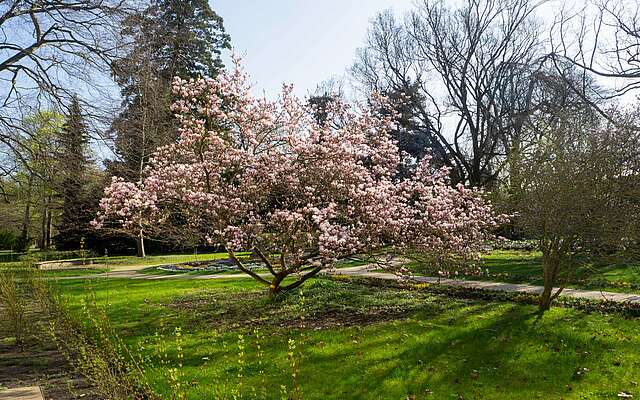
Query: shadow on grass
[[54, 276, 640, 399]]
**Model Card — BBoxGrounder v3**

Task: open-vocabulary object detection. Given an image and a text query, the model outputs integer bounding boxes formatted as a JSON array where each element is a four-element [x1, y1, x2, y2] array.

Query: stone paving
[[0, 387, 43, 400]]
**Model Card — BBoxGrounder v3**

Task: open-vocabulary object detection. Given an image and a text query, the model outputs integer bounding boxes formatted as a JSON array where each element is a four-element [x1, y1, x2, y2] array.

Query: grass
[[137, 266, 269, 276], [404, 250, 640, 294], [88, 251, 233, 268], [0, 264, 108, 277], [51, 275, 640, 399], [0, 251, 234, 275]]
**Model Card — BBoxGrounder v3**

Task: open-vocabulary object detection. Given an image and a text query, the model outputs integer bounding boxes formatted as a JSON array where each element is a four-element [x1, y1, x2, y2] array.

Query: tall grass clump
[[0, 269, 28, 350]]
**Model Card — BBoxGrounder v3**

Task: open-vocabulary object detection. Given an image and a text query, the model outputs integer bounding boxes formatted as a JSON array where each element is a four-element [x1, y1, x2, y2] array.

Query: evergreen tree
[[108, 0, 230, 256], [54, 97, 93, 250], [151, 0, 230, 81], [378, 84, 448, 179], [109, 0, 231, 181]]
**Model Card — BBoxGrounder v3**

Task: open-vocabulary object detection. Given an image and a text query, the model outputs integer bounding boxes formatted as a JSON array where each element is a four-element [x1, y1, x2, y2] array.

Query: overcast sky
[[215, 0, 415, 97]]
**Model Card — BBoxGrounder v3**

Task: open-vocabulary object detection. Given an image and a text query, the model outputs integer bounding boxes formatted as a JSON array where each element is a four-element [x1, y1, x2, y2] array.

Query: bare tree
[[516, 108, 640, 311], [0, 0, 131, 180], [352, 0, 546, 187], [551, 0, 640, 122]]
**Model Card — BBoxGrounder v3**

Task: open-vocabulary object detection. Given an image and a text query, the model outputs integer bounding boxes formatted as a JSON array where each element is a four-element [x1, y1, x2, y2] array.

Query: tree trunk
[[38, 195, 52, 250], [20, 201, 31, 244], [267, 275, 285, 298], [39, 203, 48, 249], [539, 255, 560, 312], [538, 282, 553, 311], [136, 230, 146, 258], [45, 199, 52, 248]]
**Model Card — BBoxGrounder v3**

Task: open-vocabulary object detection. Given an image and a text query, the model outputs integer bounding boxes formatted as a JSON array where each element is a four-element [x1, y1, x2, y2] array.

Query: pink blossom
[[95, 59, 503, 293]]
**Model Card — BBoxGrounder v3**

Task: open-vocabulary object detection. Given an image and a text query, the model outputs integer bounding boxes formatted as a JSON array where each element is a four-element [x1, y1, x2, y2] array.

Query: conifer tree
[[55, 97, 93, 250]]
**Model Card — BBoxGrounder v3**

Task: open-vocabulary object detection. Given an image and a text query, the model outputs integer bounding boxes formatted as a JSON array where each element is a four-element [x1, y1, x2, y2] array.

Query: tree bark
[[539, 254, 560, 311], [45, 195, 52, 248], [39, 200, 49, 249], [136, 229, 146, 258], [20, 200, 31, 246]]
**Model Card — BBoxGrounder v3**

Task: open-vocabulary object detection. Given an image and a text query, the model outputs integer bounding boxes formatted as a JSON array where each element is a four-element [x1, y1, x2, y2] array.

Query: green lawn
[[54, 276, 640, 399], [405, 250, 640, 294], [87, 251, 234, 268], [0, 251, 234, 275]]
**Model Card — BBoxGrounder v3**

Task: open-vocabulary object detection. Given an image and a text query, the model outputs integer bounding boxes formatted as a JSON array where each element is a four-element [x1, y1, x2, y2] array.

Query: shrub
[[0, 230, 17, 250], [0, 270, 28, 350]]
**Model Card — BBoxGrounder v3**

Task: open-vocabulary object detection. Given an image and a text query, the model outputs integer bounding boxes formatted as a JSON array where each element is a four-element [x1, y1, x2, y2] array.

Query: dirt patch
[[167, 284, 425, 331]]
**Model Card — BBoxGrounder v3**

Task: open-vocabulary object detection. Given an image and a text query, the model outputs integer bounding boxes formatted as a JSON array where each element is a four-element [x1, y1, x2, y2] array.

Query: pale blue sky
[[215, 0, 415, 97]]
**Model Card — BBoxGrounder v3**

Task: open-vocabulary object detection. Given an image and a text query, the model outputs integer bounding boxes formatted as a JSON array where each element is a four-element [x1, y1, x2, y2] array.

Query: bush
[[0, 230, 17, 250], [0, 270, 28, 350]]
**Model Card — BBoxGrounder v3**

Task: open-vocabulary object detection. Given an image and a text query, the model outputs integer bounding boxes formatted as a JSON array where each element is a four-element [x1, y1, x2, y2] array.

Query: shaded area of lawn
[[54, 276, 640, 399]]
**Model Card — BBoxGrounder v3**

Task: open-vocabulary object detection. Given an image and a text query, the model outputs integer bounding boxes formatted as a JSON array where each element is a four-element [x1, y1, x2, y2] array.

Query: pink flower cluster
[[96, 59, 502, 274], [92, 176, 158, 231]]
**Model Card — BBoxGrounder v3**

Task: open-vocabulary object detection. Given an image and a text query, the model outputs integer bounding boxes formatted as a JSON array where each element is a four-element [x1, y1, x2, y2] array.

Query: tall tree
[[108, 0, 230, 256], [54, 98, 94, 250], [110, 0, 231, 181], [352, 1, 544, 187]]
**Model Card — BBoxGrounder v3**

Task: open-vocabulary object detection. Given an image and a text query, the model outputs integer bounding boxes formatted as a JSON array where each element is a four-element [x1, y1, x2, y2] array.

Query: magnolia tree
[[95, 61, 502, 295]]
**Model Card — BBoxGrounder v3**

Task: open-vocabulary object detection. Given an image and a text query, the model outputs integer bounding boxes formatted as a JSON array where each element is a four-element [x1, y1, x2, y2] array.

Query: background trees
[[109, 0, 230, 182], [0, 0, 130, 252], [551, 0, 640, 115], [0, 0, 129, 177], [10, 111, 64, 251], [352, 0, 543, 187], [0, 0, 231, 255], [106, 0, 230, 256]]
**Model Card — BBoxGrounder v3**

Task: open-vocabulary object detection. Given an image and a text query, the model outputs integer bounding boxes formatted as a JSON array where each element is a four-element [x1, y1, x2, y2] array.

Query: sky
[[215, 0, 415, 98]]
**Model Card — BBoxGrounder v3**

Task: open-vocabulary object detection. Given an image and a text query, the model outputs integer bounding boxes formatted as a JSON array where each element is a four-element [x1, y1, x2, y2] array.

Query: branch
[[226, 247, 271, 286], [280, 266, 323, 292]]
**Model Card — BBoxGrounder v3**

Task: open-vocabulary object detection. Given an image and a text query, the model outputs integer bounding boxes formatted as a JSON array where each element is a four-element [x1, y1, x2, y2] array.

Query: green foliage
[[0, 270, 28, 350], [149, 0, 231, 80], [0, 230, 17, 250]]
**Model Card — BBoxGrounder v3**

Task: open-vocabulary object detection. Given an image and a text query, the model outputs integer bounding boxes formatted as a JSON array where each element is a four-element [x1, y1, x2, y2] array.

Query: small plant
[[0, 270, 28, 350], [29, 277, 157, 400]]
